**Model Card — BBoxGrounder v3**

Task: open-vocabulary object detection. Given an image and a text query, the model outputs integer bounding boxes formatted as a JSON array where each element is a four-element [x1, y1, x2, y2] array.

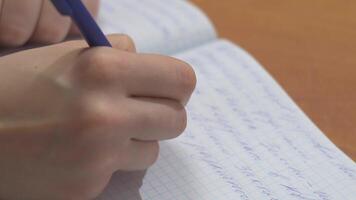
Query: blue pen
[[51, 0, 111, 47]]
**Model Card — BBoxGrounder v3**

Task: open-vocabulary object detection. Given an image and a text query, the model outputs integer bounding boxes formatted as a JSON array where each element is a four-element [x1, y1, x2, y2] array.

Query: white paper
[[98, 40, 356, 199], [98, 0, 217, 54], [96, 0, 356, 198]]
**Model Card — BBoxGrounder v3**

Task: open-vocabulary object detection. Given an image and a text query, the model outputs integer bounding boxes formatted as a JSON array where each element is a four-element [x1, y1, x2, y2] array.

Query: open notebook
[[96, 0, 356, 199]]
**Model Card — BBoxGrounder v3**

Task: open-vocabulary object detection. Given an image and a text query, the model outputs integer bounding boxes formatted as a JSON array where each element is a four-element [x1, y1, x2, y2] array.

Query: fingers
[[29, 0, 72, 44], [118, 140, 159, 171], [0, 0, 43, 47], [122, 97, 187, 141], [79, 95, 187, 141], [76, 48, 196, 104], [125, 54, 196, 104]]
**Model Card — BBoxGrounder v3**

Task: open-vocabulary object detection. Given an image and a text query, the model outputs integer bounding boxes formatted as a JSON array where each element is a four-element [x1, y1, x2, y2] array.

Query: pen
[[51, 0, 111, 47]]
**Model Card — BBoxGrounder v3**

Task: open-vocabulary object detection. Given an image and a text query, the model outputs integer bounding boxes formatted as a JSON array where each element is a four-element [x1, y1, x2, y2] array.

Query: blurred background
[[191, 0, 356, 160]]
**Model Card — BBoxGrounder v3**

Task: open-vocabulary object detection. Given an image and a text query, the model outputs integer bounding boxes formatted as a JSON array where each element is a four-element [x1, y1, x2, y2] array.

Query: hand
[[0, 34, 196, 200], [0, 0, 100, 47]]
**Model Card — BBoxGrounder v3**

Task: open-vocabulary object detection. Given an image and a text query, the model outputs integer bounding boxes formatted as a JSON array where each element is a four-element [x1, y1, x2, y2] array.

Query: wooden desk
[[192, 0, 356, 161]]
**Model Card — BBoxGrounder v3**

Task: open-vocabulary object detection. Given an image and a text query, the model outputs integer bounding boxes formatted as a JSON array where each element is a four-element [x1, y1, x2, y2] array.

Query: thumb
[[107, 34, 136, 53]]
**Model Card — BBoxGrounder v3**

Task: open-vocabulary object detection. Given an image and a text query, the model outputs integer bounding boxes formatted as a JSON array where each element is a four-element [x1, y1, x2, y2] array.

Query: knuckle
[[0, 25, 29, 47], [77, 93, 130, 132], [175, 61, 197, 95], [77, 96, 114, 129], [80, 50, 114, 82], [86, 50, 112, 69], [78, 49, 128, 84]]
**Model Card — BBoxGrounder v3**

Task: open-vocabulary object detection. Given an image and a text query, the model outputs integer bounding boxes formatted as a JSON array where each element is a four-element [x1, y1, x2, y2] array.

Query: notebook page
[[98, 0, 217, 54], [97, 40, 356, 199]]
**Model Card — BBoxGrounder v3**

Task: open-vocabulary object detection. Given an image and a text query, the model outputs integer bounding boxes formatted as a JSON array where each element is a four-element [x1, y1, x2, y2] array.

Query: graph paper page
[[98, 0, 216, 54], [97, 40, 356, 199]]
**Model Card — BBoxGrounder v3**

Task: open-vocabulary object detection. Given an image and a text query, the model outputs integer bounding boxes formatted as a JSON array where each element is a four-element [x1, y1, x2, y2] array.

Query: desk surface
[[192, 0, 356, 160]]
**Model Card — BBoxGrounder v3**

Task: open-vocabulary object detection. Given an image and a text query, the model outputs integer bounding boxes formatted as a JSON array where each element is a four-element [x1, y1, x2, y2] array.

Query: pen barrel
[[68, 0, 111, 47]]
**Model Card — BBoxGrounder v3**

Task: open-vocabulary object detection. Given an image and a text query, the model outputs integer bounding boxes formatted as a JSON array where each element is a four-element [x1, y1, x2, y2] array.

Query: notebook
[[95, 0, 356, 199]]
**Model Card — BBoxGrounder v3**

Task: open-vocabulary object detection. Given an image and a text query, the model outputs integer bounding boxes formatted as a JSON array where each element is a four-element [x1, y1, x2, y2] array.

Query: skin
[[0, 0, 100, 47], [0, 34, 196, 200]]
